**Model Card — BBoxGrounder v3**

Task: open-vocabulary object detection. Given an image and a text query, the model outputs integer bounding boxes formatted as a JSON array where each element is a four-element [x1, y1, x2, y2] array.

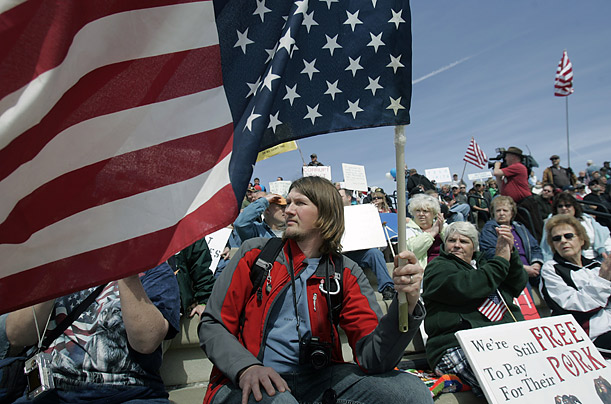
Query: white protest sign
[[341, 204, 387, 251], [269, 180, 292, 197], [456, 314, 611, 404], [302, 165, 332, 181], [342, 163, 368, 192], [424, 167, 451, 184], [467, 171, 493, 181], [204, 227, 232, 273]]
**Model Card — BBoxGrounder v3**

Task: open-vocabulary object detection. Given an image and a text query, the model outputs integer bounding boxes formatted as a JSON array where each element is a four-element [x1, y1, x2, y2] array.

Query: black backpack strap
[[250, 237, 285, 302], [239, 238, 286, 339], [39, 283, 107, 350], [329, 254, 344, 326]]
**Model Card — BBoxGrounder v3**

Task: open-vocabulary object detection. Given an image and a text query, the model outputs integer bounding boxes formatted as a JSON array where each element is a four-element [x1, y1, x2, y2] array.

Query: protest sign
[[269, 180, 292, 197], [468, 171, 493, 181], [456, 314, 611, 404], [303, 165, 332, 181], [204, 227, 232, 273], [342, 163, 368, 192], [424, 167, 452, 184], [341, 204, 387, 252]]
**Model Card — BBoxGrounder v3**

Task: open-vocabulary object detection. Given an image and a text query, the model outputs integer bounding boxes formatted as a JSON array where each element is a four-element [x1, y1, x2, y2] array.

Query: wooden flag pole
[[459, 161, 467, 183], [294, 140, 307, 165], [394, 125, 409, 332]]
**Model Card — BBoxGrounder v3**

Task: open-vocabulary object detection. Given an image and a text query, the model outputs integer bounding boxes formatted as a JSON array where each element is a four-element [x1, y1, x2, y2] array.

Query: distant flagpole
[[554, 50, 574, 167], [565, 97, 570, 167]]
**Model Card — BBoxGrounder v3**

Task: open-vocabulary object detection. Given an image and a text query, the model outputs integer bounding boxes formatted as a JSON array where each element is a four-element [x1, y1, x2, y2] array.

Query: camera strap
[[37, 283, 108, 352], [286, 243, 303, 342]]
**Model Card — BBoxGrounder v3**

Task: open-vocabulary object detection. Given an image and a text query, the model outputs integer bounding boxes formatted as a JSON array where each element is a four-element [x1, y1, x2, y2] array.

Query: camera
[[488, 147, 507, 169], [24, 353, 55, 400], [299, 336, 332, 370]]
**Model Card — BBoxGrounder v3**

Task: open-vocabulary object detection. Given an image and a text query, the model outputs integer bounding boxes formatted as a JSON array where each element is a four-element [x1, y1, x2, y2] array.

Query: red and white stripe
[[478, 295, 507, 322], [463, 137, 488, 169], [554, 50, 574, 97], [0, 1, 237, 313]]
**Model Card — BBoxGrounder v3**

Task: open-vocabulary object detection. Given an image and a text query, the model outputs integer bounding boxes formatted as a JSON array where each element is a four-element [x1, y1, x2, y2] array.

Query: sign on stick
[[467, 171, 493, 181], [342, 163, 368, 192], [425, 167, 451, 184], [269, 181, 292, 197], [341, 204, 387, 252], [456, 315, 611, 403], [303, 166, 332, 181], [204, 227, 232, 273]]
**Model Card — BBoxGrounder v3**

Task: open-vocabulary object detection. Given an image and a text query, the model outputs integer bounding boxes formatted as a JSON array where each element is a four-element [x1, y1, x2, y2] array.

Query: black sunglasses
[[372, 196, 384, 200], [557, 204, 574, 209], [551, 233, 575, 242]]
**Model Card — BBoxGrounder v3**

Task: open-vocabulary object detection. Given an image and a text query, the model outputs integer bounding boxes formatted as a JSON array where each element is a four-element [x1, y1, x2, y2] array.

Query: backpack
[[247, 238, 344, 325]]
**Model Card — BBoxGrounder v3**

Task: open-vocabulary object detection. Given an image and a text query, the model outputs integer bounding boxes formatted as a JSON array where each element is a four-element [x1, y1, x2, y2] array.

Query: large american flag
[[554, 50, 573, 97], [0, 0, 411, 313], [463, 137, 488, 169]]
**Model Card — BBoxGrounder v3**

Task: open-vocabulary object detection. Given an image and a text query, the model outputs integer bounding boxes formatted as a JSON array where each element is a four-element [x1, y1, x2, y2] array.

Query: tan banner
[[256, 141, 298, 162]]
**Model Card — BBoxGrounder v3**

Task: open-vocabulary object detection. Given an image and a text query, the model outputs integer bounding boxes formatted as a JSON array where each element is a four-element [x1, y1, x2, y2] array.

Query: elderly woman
[[480, 196, 543, 285], [406, 193, 445, 268], [540, 192, 611, 262], [422, 222, 527, 395], [539, 215, 611, 351]]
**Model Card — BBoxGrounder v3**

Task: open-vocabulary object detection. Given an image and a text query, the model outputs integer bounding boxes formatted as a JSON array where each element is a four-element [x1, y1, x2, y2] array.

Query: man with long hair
[[200, 177, 430, 404]]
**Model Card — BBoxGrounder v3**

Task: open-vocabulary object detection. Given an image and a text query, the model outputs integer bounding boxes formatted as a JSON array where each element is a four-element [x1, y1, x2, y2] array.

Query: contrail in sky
[[412, 56, 473, 84]]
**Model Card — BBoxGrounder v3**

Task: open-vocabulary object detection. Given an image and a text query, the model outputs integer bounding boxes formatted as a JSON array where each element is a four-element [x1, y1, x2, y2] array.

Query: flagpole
[[459, 161, 467, 183], [294, 140, 306, 165], [565, 96, 570, 168], [394, 125, 409, 332]]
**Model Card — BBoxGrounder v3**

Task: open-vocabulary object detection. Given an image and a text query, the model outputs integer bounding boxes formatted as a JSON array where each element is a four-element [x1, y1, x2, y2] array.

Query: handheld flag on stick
[[463, 137, 488, 169], [0, 0, 412, 313]]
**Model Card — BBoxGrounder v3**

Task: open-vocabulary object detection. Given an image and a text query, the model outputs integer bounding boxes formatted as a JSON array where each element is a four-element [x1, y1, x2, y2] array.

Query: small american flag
[[463, 137, 488, 169], [478, 292, 507, 322], [554, 50, 574, 97]]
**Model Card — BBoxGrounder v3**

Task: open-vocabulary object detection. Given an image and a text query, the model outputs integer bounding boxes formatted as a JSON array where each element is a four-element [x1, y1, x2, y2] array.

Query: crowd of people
[[1, 148, 610, 403]]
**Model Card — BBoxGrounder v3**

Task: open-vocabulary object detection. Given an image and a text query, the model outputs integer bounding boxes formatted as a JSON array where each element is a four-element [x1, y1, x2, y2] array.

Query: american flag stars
[[222, 0, 411, 147]]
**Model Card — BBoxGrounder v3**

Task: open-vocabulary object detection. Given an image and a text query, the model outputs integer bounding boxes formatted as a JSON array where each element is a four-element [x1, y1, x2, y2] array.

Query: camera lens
[[310, 349, 329, 369]]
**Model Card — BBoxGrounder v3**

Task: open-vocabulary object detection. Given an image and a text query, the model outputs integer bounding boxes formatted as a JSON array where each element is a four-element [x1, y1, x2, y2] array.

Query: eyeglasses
[[557, 204, 574, 209], [551, 233, 575, 242], [372, 196, 384, 200]]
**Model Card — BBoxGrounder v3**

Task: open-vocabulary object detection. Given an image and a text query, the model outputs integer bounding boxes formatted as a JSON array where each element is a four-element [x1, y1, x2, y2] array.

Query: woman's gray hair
[[408, 193, 440, 216], [443, 221, 479, 251]]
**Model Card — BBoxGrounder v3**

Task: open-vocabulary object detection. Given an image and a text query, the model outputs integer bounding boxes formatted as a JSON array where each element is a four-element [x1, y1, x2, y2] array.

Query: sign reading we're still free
[[456, 315, 611, 404]]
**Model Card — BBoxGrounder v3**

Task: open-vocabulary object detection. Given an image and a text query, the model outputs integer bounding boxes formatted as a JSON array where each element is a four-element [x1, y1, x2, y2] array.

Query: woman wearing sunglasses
[[539, 192, 611, 262], [539, 214, 611, 353]]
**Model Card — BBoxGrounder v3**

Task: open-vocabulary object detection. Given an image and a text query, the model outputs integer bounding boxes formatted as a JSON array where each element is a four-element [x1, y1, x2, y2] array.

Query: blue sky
[[252, 0, 611, 193]]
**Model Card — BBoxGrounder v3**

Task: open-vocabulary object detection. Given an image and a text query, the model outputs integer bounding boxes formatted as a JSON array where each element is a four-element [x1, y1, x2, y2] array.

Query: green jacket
[[175, 238, 216, 313], [422, 249, 527, 369]]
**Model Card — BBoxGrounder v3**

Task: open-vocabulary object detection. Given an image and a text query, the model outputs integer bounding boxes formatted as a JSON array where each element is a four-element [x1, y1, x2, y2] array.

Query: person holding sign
[[422, 222, 527, 396], [539, 214, 611, 354]]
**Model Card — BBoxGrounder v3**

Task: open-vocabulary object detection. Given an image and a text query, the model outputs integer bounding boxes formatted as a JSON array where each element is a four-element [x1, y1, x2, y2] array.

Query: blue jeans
[[448, 203, 470, 223], [211, 363, 432, 404], [12, 385, 169, 403], [344, 249, 394, 291]]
